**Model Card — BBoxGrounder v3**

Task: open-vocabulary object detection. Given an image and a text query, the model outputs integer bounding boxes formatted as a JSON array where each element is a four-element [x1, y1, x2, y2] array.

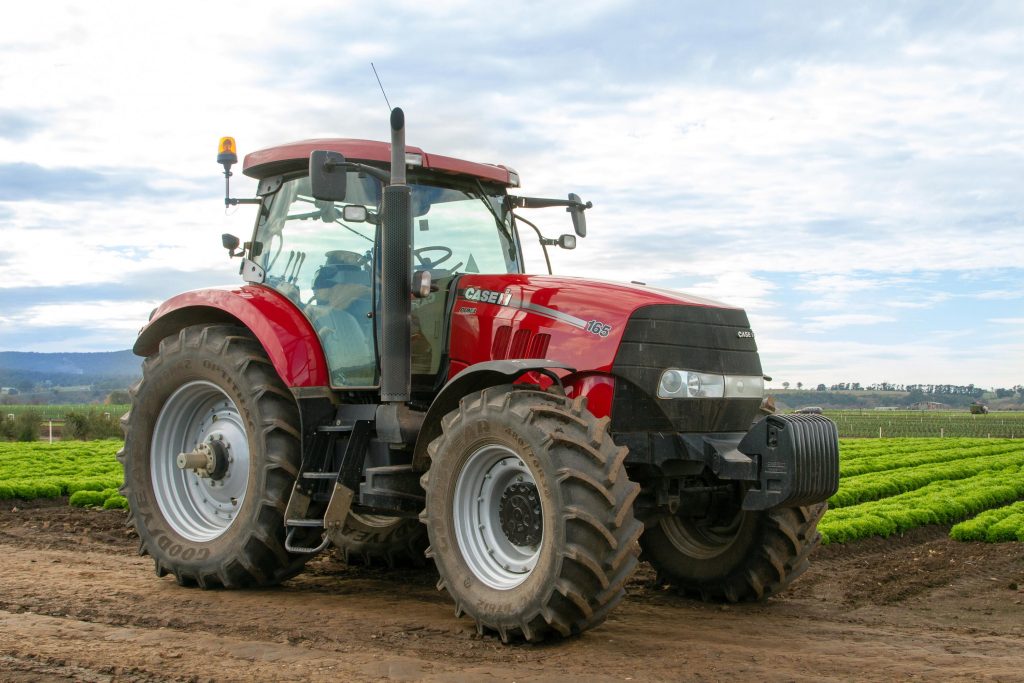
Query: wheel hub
[[176, 438, 230, 480], [498, 482, 542, 546]]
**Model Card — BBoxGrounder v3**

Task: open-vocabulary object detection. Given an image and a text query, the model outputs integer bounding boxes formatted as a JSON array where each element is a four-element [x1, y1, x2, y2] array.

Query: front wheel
[[118, 324, 311, 588], [421, 386, 643, 642], [641, 502, 827, 602]]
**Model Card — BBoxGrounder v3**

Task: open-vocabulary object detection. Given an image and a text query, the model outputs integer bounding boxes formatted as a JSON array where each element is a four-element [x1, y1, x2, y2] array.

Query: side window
[[257, 175, 380, 387]]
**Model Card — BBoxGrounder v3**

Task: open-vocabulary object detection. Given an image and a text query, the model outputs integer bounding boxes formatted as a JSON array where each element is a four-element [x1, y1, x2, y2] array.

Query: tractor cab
[[251, 167, 520, 388], [237, 140, 540, 391]]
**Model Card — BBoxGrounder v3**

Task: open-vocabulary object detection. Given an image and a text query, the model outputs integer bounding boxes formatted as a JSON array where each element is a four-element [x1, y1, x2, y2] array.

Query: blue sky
[[0, 1, 1021, 389]]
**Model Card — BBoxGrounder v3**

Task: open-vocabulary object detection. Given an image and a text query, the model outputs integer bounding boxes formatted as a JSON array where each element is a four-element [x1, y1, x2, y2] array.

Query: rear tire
[[118, 324, 311, 588], [421, 386, 642, 642], [330, 513, 428, 567], [641, 501, 827, 602]]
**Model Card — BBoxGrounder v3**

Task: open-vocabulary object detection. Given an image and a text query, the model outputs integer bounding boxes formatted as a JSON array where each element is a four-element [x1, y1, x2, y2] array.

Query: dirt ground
[[0, 500, 1021, 682]]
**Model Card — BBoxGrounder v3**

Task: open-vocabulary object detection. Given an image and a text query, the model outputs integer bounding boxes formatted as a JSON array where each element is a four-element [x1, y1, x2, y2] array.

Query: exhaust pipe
[[379, 107, 412, 403]]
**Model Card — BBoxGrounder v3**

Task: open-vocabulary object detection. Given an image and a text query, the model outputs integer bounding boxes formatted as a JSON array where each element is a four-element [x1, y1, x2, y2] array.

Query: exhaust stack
[[379, 108, 413, 403]]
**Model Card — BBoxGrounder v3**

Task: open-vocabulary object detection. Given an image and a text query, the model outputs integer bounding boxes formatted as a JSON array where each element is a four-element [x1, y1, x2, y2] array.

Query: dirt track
[[0, 501, 1022, 682]]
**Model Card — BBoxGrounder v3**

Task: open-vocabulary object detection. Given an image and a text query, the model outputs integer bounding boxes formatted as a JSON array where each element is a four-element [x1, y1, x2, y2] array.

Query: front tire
[[421, 386, 642, 642], [641, 502, 827, 602], [118, 324, 311, 588]]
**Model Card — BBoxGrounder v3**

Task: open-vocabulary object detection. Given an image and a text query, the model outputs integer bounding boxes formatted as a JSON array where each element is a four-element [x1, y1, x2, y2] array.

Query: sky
[[0, 0, 1021, 390]]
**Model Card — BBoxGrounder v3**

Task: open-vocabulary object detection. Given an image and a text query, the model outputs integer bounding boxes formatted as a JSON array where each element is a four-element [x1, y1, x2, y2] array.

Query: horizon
[[1, 1, 1021, 388], [0, 348, 1019, 393]]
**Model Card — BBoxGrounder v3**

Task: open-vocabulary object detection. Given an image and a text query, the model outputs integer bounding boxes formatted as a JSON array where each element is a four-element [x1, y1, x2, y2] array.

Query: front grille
[[611, 304, 763, 433]]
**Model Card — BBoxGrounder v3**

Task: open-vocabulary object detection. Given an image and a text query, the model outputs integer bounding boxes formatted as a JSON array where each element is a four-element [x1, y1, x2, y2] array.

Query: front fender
[[134, 285, 329, 388], [411, 359, 574, 471]]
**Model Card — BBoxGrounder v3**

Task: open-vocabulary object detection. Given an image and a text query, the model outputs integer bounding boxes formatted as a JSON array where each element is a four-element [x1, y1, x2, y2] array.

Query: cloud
[[0, 111, 46, 141], [975, 289, 1023, 300], [804, 314, 897, 333], [0, 300, 157, 331], [0, 163, 206, 202]]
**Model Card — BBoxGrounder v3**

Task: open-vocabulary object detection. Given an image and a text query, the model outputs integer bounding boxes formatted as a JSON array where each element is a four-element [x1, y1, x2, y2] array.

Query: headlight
[[657, 369, 764, 399]]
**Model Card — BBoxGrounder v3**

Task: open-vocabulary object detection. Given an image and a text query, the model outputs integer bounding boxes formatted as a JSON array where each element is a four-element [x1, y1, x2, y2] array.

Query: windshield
[[407, 180, 519, 275]]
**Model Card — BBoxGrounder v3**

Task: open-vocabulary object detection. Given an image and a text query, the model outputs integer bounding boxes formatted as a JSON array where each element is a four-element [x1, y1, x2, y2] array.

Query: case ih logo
[[461, 287, 513, 306], [737, 330, 755, 338]]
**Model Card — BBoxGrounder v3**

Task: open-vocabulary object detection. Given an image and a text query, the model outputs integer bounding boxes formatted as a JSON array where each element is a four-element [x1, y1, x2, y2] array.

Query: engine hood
[[445, 273, 745, 378]]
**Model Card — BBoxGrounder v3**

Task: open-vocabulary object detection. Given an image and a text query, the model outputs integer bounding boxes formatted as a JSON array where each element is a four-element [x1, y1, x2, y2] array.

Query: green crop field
[[825, 410, 1024, 438], [820, 438, 1024, 544], [0, 441, 126, 508], [1, 438, 1021, 542]]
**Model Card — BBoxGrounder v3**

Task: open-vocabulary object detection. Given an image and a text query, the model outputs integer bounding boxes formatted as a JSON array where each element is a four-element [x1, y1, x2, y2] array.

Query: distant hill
[[0, 350, 141, 395], [772, 389, 1023, 412], [0, 350, 140, 377]]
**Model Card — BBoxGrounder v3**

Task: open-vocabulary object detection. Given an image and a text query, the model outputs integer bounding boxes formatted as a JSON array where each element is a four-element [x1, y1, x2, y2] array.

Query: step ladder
[[283, 419, 372, 554]]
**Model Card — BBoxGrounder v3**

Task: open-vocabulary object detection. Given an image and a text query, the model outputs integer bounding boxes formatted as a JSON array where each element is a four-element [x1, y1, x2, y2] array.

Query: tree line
[[807, 383, 1024, 399]]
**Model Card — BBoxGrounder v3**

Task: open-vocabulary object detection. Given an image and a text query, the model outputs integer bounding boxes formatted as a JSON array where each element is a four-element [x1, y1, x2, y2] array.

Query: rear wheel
[[641, 501, 827, 601], [421, 386, 643, 642], [118, 324, 311, 588], [329, 513, 428, 567]]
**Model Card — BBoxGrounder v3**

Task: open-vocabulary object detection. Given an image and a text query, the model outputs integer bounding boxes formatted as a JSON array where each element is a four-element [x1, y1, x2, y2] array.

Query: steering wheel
[[413, 246, 453, 269]]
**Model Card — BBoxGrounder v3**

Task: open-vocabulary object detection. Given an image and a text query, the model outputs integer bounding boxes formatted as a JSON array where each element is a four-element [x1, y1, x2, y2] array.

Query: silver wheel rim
[[452, 444, 542, 590], [151, 381, 250, 542], [660, 510, 746, 560]]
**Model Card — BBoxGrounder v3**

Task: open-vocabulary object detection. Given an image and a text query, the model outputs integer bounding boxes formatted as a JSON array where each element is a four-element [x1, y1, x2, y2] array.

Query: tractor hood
[[446, 273, 749, 378]]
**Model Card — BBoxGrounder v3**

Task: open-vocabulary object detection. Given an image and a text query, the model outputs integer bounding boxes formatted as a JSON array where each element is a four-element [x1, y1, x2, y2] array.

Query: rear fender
[[411, 359, 574, 471], [133, 285, 330, 388]]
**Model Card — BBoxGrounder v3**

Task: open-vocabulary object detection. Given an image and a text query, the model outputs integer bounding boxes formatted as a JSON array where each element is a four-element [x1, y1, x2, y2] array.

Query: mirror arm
[[513, 212, 553, 275], [509, 195, 592, 211], [342, 161, 390, 184]]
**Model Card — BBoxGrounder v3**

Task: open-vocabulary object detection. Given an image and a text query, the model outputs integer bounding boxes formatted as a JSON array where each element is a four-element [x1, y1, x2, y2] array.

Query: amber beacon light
[[217, 136, 238, 167]]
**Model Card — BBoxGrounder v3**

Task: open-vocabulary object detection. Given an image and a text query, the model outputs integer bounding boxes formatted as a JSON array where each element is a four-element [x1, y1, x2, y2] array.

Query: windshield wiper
[[473, 180, 516, 261]]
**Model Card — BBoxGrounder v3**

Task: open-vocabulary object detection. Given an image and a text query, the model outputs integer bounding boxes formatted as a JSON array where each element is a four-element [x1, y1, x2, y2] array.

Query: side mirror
[[412, 270, 432, 298], [557, 234, 576, 250], [567, 192, 587, 237], [342, 205, 368, 223], [309, 150, 347, 202], [221, 233, 243, 258]]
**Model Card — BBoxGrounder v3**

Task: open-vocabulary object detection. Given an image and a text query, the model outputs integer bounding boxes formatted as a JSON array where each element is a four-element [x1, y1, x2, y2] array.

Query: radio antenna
[[371, 63, 392, 111]]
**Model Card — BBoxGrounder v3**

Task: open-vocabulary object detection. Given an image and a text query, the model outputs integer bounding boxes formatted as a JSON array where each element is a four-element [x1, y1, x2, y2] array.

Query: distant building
[[0, 387, 17, 396]]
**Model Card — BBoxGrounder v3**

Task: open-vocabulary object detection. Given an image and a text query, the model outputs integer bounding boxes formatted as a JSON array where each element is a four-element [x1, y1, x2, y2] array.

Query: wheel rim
[[452, 444, 542, 590], [660, 510, 746, 560], [150, 381, 250, 542]]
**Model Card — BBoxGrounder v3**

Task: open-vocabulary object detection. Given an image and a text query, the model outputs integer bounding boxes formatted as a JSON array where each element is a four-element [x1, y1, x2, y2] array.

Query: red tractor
[[120, 109, 839, 642]]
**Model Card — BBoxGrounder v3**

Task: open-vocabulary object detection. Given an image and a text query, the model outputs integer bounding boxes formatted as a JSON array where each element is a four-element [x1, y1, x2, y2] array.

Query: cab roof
[[242, 138, 516, 186]]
